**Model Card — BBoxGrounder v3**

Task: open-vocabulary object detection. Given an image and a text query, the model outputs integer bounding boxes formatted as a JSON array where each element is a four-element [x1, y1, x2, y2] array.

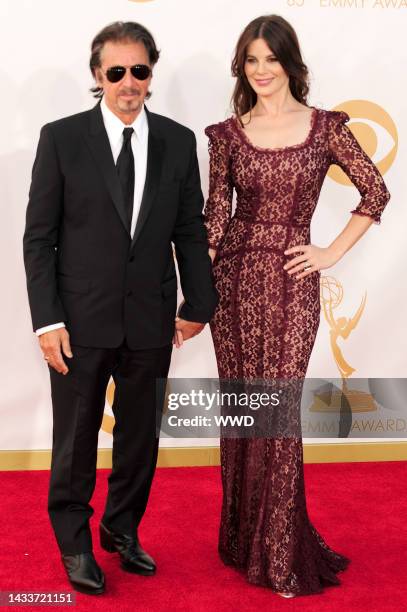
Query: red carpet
[[0, 462, 406, 611]]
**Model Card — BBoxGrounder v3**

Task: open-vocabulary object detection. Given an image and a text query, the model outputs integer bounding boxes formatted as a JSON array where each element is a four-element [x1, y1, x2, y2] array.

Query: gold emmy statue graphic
[[312, 99, 397, 417], [310, 276, 376, 413], [101, 382, 115, 434]]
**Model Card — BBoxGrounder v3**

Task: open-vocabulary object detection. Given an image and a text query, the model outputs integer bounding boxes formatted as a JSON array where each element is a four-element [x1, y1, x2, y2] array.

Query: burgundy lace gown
[[203, 108, 390, 595]]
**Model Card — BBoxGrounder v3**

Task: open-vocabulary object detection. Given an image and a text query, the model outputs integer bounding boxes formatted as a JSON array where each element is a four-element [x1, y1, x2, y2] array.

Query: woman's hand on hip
[[283, 244, 341, 279]]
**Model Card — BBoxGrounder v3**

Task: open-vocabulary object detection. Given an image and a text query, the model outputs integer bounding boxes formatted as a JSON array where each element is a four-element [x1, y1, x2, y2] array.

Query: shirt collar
[[100, 96, 148, 146]]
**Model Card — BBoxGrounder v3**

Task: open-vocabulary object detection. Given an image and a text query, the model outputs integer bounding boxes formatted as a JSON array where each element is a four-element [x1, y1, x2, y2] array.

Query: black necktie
[[116, 127, 135, 232]]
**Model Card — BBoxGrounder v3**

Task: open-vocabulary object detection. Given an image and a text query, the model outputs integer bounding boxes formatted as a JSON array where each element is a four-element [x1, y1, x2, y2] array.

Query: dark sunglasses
[[105, 64, 151, 83]]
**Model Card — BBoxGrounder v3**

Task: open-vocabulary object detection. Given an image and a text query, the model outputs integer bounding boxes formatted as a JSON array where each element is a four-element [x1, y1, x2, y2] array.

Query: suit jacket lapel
[[84, 102, 130, 235], [130, 107, 165, 250]]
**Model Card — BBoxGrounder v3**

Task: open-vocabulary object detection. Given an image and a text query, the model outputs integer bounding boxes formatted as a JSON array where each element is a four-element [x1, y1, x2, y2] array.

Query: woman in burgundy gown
[[203, 15, 390, 598]]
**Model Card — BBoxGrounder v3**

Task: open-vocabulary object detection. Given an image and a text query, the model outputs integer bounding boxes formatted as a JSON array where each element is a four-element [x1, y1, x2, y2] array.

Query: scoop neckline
[[232, 106, 319, 153]]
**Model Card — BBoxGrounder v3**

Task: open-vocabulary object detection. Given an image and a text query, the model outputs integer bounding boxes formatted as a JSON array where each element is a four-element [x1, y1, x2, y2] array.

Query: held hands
[[38, 328, 73, 375], [171, 245, 216, 346], [172, 299, 205, 347], [283, 244, 341, 279], [173, 317, 205, 348]]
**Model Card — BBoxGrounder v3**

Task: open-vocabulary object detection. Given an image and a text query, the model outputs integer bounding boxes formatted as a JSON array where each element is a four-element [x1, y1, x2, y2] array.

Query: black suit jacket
[[23, 102, 218, 349]]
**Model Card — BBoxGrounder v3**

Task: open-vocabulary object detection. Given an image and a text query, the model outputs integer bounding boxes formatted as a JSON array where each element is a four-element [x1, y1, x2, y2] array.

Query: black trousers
[[47, 339, 172, 555]]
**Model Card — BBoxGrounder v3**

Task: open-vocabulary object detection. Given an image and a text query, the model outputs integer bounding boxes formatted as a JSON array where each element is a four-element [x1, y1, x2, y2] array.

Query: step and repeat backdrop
[[0, 0, 404, 451]]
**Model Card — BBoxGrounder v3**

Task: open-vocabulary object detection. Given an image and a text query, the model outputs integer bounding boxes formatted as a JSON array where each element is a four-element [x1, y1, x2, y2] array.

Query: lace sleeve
[[328, 110, 391, 224], [203, 122, 234, 249]]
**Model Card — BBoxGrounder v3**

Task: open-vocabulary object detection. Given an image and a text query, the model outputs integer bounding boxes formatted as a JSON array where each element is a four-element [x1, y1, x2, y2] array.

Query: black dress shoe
[[99, 522, 156, 575], [61, 552, 105, 595]]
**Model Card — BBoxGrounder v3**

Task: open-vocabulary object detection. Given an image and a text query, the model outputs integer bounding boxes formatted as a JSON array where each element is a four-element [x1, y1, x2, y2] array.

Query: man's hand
[[38, 328, 73, 374], [173, 317, 205, 348]]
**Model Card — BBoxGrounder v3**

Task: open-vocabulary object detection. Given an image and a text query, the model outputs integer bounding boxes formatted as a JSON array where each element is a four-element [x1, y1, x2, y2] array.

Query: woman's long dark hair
[[231, 15, 310, 122]]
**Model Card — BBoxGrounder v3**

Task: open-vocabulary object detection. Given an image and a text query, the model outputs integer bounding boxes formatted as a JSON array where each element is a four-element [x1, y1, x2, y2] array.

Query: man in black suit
[[23, 21, 217, 595]]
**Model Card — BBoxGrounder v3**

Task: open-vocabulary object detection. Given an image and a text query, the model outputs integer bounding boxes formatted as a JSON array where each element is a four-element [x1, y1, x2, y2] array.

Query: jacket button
[[126, 290, 133, 297], [129, 255, 135, 262]]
